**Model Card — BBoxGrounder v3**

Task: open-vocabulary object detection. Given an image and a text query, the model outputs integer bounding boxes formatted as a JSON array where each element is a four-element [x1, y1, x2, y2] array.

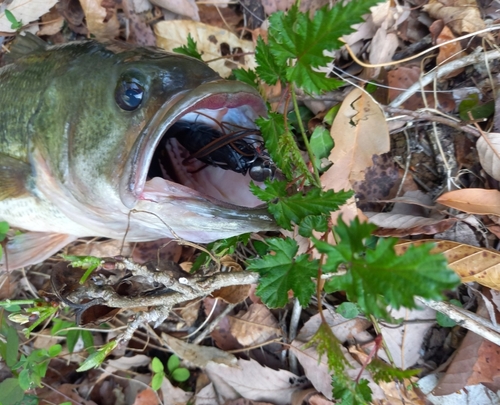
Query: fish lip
[[120, 79, 268, 209]]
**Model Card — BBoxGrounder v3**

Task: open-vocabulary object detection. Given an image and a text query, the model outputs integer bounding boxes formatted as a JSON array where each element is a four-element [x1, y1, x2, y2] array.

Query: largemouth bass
[[0, 34, 277, 270]]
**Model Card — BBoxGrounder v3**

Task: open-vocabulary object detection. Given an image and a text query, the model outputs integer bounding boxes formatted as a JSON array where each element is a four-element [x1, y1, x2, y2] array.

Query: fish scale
[[0, 33, 277, 271]]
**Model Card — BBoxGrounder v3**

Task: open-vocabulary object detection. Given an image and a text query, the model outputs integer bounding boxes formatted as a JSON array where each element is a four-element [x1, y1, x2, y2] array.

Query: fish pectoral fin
[[1, 232, 77, 271], [5, 32, 48, 63], [0, 154, 32, 200]]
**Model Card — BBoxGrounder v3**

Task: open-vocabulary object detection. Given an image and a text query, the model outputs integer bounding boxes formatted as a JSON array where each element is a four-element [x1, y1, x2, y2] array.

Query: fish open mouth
[[120, 80, 272, 213]]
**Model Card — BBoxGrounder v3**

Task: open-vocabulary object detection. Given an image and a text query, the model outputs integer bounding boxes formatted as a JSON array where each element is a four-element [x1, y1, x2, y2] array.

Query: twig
[[288, 298, 302, 375], [389, 49, 500, 108], [416, 298, 500, 345]]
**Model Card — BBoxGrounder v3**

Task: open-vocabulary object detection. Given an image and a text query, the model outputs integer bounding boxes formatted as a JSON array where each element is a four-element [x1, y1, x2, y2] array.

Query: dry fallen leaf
[[80, 0, 119, 40], [161, 332, 237, 367], [437, 188, 500, 216], [155, 20, 256, 78], [323, 88, 390, 191], [0, 0, 58, 33], [228, 303, 281, 346], [430, 22, 464, 78], [396, 239, 500, 290], [150, 0, 199, 21], [424, 0, 486, 36], [205, 358, 307, 405], [432, 298, 500, 395], [476, 132, 500, 181], [366, 212, 457, 236]]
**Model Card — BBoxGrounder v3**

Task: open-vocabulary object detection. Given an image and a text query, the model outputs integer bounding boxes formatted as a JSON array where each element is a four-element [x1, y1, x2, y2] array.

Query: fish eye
[[115, 79, 144, 111]]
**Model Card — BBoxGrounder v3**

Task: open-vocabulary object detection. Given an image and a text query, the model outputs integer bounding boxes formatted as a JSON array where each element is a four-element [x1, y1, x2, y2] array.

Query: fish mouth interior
[[144, 102, 267, 208]]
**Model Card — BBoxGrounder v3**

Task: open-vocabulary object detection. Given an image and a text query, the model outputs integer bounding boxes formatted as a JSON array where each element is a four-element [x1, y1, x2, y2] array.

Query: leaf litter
[[2, 0, 500, 404]]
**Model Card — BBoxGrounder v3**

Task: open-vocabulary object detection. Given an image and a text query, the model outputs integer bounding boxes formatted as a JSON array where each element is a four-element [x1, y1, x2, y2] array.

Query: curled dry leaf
[[396, 239, 500, 290], [437, 188, 500, 216], [476, 132, 500, 181], [155, 20, 256, 78], [80, 0, 119, 40], [0, 0, 58, 33], [423, 0, 487, 36], [429, 22, 464, 78]]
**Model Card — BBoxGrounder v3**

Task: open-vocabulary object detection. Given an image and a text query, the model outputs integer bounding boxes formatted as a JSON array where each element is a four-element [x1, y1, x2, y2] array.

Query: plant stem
[[290, 84, 321, 186]]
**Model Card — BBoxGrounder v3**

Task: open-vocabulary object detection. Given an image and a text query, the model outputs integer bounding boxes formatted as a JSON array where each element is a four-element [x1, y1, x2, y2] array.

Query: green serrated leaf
[[332, 376, 372, 405], [151, 372, 164, 391], [367, 359, 420, 383], [0, 378, 25, 405], [172, 367, 190, 382], [233, 68, 258, 88], [336, 302, 359, 319], [298, 215, 328, 237], [252, 180, 352, 230], [256, 113, 313, 182], [247, 237, 318, 307], [316, 217, 461, 319], [152, 357, 164, 373], [267, 0, 381, 93], [172, 33, 203, 60], [255, 36, 286, 85]]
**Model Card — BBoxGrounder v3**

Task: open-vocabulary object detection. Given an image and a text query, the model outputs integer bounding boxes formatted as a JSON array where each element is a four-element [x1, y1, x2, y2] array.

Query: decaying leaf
[[437, 188, 500, 216], [396, 239, 500, 289], [80, 0, 119, 40], [205, 358, 308, 405], [228, 303, 281, 346], [430, 22, 464, 78], [366, 212, 457, 236], [155, 20, 256, 77], [0, 0, 58, 33], [476, 132, 500, 181], [432, 298, 500, 395], [423, 0, 486, 36], [376, 306, 437, 369], [323, 88, 390, 191], [150, 0, 199, 21], [161, 332, 237, 367]]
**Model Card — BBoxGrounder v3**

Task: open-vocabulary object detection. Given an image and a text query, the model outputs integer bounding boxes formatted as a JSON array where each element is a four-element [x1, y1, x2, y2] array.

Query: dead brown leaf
[[161, 332, 237, 367], [155, 20, 256, 78], [366, 212, 457, 236], [430, 22, 465, 78], [396, 239, 500, 289], [387, 66, 456, 111], [132, 388, 160, 405], [437, 188, 500, 216], [432, 296, 500, 395], [38, 7, 64, 36], [228, 303, 281, 346], [150, 0, 199, 20], [476, 132, 500, 181], [324, 88, 390, 191], [205, 358, 307, 405], [424, 0, 486, 36], [80, 0, 119, 40]]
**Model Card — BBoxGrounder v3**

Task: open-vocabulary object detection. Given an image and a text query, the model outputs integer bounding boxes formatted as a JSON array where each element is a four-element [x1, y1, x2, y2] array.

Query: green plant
[[151, 355, 190, 390], [0, 316, 62, 405], [4, 10, 22, 31], [0, 221, 9, 260], [180, 1, 461, 403]]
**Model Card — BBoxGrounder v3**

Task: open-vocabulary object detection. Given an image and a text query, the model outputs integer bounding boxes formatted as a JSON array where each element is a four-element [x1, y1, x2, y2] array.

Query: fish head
[[32, 42, 277, 242]]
